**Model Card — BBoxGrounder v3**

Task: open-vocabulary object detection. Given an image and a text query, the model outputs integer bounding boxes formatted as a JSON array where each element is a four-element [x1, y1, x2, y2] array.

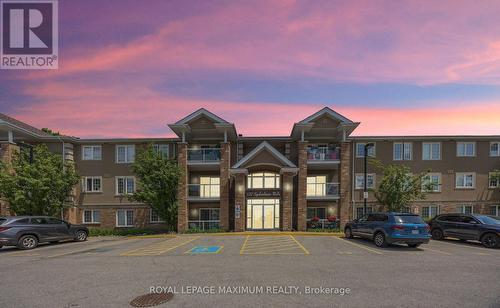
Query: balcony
[[307, 147, 340, 169], [188, 220, 220, 231], [187, 184, 220, 201], [306, 182, 340, 200], [187, 148, 221, 170]]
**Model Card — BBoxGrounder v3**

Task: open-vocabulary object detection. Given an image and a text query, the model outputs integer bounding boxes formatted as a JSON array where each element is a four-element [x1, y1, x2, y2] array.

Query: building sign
[[246, 189, 281, 198], [235, 204, 241, 219]]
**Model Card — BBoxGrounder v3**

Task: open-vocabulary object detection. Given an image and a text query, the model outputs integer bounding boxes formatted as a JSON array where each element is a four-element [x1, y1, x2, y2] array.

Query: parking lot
[[1, 234, 499, 307]]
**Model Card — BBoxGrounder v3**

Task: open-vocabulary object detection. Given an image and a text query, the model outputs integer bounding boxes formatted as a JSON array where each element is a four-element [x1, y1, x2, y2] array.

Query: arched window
[[247, 172, 280, 189]]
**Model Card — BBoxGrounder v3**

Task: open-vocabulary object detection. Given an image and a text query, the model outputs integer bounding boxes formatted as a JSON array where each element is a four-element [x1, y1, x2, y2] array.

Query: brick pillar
[[234, 171, 247, 232], [297, 141, 308, 231], [219, 142, 231, 231], [339, 141, 352, 228], [0, 143, 19, 216], [281, 170, 294, 231], [177, 143, 188, 232]]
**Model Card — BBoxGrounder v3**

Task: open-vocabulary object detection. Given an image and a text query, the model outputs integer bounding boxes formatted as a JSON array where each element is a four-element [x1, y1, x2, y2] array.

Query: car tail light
[[425, 225, 430, 231], [0, 227, 11, 232], [391, 225, 404, 230]]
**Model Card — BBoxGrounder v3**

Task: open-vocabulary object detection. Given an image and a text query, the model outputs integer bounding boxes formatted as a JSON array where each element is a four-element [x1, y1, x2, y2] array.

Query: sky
[[1, 0, 500, 138]]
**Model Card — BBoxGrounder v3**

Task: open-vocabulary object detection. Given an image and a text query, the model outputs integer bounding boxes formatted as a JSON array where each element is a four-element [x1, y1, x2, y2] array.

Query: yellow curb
[[126, 234, 177, 239], [128, 231, 343, 238]]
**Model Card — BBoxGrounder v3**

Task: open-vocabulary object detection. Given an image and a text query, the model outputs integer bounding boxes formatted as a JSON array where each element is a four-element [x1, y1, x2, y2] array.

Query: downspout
[[351, 140, 355, 219]]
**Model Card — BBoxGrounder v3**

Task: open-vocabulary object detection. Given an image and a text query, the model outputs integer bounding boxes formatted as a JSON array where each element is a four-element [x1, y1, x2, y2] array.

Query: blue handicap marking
[[188, 246, 222, 254]]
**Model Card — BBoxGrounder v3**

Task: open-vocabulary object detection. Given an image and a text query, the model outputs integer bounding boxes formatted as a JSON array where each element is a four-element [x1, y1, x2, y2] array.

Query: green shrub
[[88, 228, 172, 237], [306, 228, 341, 233], [183, 228, 226, 234]]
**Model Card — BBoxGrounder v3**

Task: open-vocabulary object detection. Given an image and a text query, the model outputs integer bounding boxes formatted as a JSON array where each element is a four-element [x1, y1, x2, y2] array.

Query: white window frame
[[488, 172, 500, 188], [150, 209, 165, 223], [455, 172, 476, 189], [81, 176, 103, 193], [393, 142, 412, 161], [355, 206, 373, 219], [82, 209, 100, 224], [355, 173, 376, 190], [490, 205, 500, 216], [199, 176, 220, 198], [306, 175, 327, 196], [116, 145, 135, 163], [153, 144, 169, 158], [490, 142, 500, 157], [421, 205, 440, 219], [356, 143, 376, 158], [422, 142, 441, 160], [115, 176, 136, 195], [422, 173, 441, 192], [82, 145, 102, 161], [456, 142, 476, 157], [116, 209, 134, 227], [247, 172, 280, 189], [456, 205, 474, 214]]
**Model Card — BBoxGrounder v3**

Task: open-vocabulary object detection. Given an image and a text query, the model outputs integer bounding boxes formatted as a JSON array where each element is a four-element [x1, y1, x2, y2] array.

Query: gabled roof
[[232, 141, 296, 168], [298, 106, 354, 124], [0, 113, 53, 137], [174, 108, 229, 125]]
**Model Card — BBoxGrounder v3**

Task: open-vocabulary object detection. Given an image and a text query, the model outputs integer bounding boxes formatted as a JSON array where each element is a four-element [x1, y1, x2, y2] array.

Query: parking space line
[[290, 235, 310, 255], [334, 237, 383, 255], [239, 236, 250, 254], [435, 240, 496, 254], [121, 236, 200, 256], [45, 239, 136, 258], [243, 243, 301, 253]]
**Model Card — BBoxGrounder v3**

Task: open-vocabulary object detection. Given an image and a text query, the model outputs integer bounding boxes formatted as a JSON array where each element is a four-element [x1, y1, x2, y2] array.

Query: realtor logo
[[1, 0, 58, 69]]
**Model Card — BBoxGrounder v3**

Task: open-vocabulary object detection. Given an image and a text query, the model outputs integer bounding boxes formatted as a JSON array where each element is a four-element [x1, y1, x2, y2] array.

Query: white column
[[8, 130, 14, 143]]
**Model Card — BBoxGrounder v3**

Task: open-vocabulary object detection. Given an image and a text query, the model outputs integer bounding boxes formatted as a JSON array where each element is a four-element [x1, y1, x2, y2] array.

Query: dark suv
[[344, 213, 431, 248], [429, 213, 500, 248], [0, 216, 89, 250]]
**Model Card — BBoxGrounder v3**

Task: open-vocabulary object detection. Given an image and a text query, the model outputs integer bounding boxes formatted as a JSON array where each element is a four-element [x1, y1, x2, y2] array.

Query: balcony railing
[[188, 184, 220, 200], [307, 147, 340, 161], [307, 218, 340, 231], [187, 148, 221, 163], [306, 182, 340, 198], [188, 220, 220, 230]]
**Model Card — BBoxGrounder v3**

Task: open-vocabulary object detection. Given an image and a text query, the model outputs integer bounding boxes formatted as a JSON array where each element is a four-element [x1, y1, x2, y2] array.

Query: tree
[[0, 144, 79, 216], [129, 144, 181, 231], [371, 160, 432, 212]]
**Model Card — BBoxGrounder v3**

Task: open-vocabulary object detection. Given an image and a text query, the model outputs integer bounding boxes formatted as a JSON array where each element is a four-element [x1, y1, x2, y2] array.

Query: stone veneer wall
[[339, 141, 352, 227], [297, 141, 308, 231]]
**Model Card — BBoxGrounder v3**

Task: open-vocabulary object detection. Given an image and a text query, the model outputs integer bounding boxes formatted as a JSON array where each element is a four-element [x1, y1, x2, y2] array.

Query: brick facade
[[296, 141, 308, 231], [219, 142, 231, 231], [177, 143, 188, 232], [281, 171, 294, 231], [234, 172, 247, 232], [339, 141, 352, 227]]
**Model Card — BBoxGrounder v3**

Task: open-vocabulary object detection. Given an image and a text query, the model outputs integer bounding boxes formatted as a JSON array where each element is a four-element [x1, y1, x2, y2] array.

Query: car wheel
[[373, 232, 387, 248], [17, 235, 38, 250], [74, 230, 88, 242], [431, 228, 444, 240], [344, 227, 353, 239], [481, 233, 500, 248], [408, 243, 421, 248]]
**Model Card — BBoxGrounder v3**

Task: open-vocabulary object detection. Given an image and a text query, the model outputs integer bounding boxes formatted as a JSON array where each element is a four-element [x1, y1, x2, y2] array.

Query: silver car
[[0, 216, 88, 249]]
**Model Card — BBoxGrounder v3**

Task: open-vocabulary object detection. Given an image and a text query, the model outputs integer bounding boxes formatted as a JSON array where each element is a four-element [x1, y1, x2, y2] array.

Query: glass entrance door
[[246, 199, 280, 230]]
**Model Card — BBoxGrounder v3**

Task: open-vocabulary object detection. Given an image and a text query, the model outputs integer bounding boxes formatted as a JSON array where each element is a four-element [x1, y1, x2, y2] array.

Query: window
[[356, 206, 372, 219], [490, 142, 500, 157], [489, 172, 500, 188], [116, 209, 134, 227], [307, 207, 326, 219], [150, 209, 165, 223], [455, 172, 475, 189], [47, 218, 65, 224], [393, 142, 412, 160], [307, 175, 327, 196], [83, 210, 100, 224], [456, 205, 473, 214], [82, 176, 102, 193], [116, 145, 135, 163], [421, 205, 439, 219], [200, 208, 220, 221], [199, 177, 220, 198], [356, 143, 375, 158], [355, 173, 375, 189], [247, 172, 280, 189], [116, 176, 135, 195], [457, 142, 475, 157], [490, 205, 500, 216], [422, 142, 441, 160], [393, 215, 424, 224], [153, 144, 169, 158], [401, 206, 411, 213], [82, 145, 102, 160], [422, 173, 441, 192]]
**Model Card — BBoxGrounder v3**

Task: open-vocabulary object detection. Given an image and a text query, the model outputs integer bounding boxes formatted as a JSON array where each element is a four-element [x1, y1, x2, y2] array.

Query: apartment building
[[0, 108, 499, 231]]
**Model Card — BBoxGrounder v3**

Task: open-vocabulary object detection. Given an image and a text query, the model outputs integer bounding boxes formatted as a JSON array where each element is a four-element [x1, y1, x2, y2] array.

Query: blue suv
[[344, 213, 431, 248]]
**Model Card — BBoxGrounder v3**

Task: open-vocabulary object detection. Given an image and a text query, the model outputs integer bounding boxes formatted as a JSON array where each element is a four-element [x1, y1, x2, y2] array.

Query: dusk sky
[[1, 0, 500, 138]]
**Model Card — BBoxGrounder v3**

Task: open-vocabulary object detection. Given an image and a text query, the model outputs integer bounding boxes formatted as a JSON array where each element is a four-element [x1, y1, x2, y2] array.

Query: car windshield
[[393, 215, 424, 224], [475, 215, 500, 225]]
